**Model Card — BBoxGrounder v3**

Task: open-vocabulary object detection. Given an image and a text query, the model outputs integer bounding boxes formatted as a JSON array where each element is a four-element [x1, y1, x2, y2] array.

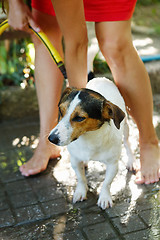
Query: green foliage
[[93, 57, 111, 74], [154, 25, 160, 35], [0, 38, 35, 89], [138, 0, 160, 6]]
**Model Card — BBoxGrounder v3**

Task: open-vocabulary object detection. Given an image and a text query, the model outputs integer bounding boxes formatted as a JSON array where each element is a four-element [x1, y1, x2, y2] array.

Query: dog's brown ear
[[58, 87, 73, 106], [102, 100, 125, 129]]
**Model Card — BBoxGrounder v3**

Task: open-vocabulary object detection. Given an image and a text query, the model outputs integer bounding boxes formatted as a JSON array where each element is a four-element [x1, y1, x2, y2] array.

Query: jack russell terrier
[[48, 77, 135, 209], [48, 45, 135, 209]]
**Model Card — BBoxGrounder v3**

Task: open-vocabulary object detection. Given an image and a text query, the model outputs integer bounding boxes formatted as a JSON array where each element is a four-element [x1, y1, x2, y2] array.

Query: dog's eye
[[72, 116, 86, 122]]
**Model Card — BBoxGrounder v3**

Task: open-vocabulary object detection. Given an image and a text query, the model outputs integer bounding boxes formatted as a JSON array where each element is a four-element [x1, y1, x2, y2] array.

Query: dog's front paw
[[73, 183, 88, 204], [126, 156, 136, 172], [126, 161, 134, 172], [97, 190, 112, 209]]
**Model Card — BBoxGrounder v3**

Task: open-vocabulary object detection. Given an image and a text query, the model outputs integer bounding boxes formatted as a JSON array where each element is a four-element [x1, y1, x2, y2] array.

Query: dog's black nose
[[48, 134, 60, 145]]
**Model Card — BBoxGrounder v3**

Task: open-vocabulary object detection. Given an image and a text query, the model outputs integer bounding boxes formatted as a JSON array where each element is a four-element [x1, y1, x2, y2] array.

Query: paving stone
[[124, 229, 150, 240], [5, 179, 32, 195], [144, 182, 160, 194], [26, 173, 57, 189], [0, 172, 16, 186], [0, 147, 31, 168], [138, 209, 153, 227], [0, 220, 87, 240], [15, 204, 45, 224], [83, 221, 117, 240], [80, 213, 105, 226], [106, 202, 131, 218], [10, 191, 38, 208], [148, 228, 160, 240], [41, 198, 69, 216], [0, 220, 55, 240], [62, 230, 86, 240], [139, 208, 160, 237], [0, 209, 15, 227], [63, 206, 106, 232], [136, 198, 153, 212], [35, 186, 64, 203], [112, 214, 147, 234], [79, 211, 105, 227], [0, 120, 39, 150], [0, 187, 5, 197], [0, 224, 36, 240], [0, 169, 24, 183], [0, 152, 8, 170], [62, 209, 83, 232], [0, 194, 10, 210]]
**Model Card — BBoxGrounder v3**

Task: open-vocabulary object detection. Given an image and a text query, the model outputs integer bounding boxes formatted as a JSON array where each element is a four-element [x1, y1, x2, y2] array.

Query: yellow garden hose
[[0, 19, 67, 79]]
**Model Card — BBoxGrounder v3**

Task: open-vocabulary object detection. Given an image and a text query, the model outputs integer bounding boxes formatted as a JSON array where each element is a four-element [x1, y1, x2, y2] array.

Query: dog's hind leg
[[123, 119, 136, 171], [71, 158, 88, 203], [98, 162, 118, 209]]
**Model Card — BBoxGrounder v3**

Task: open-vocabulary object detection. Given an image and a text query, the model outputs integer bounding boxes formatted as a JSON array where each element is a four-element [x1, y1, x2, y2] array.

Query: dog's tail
[[87, 44, 99, 81]]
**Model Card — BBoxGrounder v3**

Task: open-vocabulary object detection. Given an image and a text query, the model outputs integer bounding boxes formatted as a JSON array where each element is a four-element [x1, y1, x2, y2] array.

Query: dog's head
[[48, 87, 125, 146]]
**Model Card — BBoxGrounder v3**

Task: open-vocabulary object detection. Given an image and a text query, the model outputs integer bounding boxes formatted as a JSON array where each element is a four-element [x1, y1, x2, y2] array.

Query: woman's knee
[[95, 21, 133, 66], [99, 36, 133, 65], [65, 30, 88, 55]]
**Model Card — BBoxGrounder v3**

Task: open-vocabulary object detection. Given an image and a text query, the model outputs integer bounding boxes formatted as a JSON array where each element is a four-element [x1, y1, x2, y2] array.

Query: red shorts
[[31, 0, 137, 22]]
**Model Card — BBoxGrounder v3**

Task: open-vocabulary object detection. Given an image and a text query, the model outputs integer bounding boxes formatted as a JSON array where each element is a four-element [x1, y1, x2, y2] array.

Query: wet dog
[[48, 77, 135, 209]]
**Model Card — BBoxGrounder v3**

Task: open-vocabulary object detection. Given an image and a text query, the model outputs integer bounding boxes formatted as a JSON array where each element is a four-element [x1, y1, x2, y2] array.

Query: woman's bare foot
[[135, 142, 160, 185], [19, 139, 61, 176]]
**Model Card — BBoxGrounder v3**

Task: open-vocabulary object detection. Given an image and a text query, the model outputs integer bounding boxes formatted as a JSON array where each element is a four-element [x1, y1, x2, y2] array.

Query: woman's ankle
[[139, 131, 159, 148]]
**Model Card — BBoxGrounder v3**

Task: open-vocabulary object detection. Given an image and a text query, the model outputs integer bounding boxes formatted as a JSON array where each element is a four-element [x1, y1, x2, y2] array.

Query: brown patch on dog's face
[[69, 105, 103, 141], [59, 87, 79, 106], [59, 101, 69, 120]]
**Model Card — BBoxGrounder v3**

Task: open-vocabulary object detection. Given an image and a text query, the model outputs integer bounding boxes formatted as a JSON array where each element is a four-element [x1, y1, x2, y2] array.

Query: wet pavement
[[0, 26, 160, 239], [0, 105, 160, 239]]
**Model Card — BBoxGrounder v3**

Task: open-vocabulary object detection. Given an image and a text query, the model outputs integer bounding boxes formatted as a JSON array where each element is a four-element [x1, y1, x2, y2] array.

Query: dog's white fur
[[49, 77, 135, 209]]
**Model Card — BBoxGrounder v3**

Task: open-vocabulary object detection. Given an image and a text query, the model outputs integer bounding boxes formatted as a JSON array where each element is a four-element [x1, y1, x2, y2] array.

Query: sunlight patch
[[12, 135, 39, 148], [12, 138, 20, 146]]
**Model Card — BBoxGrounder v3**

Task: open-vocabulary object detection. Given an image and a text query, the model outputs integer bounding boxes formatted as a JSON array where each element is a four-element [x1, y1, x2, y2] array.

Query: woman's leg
[[51, 0, 88, 87], [20, 10, 64, 176], [95, 20, 160, 184]]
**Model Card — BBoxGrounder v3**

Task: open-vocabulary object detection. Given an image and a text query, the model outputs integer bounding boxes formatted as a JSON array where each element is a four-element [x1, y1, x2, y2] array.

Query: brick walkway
[[0, 109, 160, 240]]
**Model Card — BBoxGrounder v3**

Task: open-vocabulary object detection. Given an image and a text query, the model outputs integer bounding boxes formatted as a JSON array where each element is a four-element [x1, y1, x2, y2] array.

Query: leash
[[0, 19, 67, 79]]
